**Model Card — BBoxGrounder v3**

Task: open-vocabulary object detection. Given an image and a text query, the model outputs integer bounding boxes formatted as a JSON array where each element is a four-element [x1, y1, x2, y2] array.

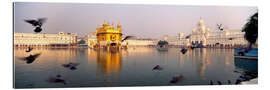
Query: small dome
[[103, 20, 108, 27], [117, 23, 121, 28], [198, 19, 205, 27], [192, 29, 196, 33]]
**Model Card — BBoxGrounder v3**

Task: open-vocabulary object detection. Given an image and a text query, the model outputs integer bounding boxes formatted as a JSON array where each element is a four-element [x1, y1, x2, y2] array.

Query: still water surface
[[14, 47, 253, 88]]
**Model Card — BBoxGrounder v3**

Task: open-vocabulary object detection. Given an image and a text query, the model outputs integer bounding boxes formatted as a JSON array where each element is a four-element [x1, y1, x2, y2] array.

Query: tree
[[242, 12, 258, 50], [157, 40, 169, 46], [78, 40, 86, 44]]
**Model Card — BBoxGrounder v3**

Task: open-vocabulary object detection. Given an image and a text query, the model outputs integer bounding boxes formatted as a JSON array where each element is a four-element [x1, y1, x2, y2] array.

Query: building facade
[[187, 19, 248, 47], [164, 19, 248, 47], [14, 32, 77, 47], [188, 19, 211, 46], [96, 21, 122, 48], [87, 21, 157, 48], [85, 32, 97, 48], [177, 33, 189, 46], [122, 38, 157, 46], [206, 30, 247, 47]]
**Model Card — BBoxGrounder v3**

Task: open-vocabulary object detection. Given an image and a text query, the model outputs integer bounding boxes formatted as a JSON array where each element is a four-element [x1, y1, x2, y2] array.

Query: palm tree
[[242, 12, 258, 50]]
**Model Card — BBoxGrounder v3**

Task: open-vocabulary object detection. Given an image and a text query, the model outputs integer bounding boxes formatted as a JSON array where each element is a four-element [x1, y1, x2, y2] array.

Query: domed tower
[[189, 18, 211, 47], [96, 21, 123, 49], [117, 22, 121, 28], [117, 22, 122, 33], [198, 18, 206, 33], [103, 20, 108, 27]]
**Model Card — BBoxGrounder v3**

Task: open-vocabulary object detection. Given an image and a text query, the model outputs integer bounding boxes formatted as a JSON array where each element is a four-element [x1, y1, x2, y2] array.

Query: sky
[[14, 2, 257, 38]]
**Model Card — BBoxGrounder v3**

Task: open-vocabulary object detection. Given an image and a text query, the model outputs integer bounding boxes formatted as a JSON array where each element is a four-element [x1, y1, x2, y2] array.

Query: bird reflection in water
[[96, 49, 122, 84]]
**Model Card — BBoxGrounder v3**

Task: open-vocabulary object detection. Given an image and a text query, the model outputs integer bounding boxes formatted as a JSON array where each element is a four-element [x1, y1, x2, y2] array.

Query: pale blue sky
[[14, 2, 257, 38]]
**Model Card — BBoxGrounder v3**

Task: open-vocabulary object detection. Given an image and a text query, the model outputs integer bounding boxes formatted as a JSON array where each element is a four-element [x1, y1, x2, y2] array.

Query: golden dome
[[117, 22, 121, 28]]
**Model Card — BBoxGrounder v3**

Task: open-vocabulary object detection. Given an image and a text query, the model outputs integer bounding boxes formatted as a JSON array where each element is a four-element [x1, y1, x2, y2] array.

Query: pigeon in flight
[[190, 46, 195, 50], [170, 74, 183, 83], [181, 48, 188, 54], [46, 74, 66, 85], [121, 36, 136, 42], [62, 62, 80, 70], [24, 18, 47, 33], [25, 47, 33, 52], [17, 53, 41, 64], [152, 65, 163, 71], [185, 35, 191, 39], [217, 24, 224, 31]]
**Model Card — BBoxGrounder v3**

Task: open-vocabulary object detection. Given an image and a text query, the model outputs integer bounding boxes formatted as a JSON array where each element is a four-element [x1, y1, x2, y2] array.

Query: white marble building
[[187, 19, 248, 46], [164, 19, 248, 47], [14, 32, 77, 46]]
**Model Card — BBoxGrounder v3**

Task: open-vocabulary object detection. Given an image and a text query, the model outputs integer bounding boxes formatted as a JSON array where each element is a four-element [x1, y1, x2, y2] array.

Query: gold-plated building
[[95, 21, 122, 48]]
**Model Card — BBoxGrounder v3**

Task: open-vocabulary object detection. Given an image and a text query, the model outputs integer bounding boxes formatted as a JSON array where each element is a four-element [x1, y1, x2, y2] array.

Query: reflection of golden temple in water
[[92, 47, 155, 76], [96, 49, 122, 75]]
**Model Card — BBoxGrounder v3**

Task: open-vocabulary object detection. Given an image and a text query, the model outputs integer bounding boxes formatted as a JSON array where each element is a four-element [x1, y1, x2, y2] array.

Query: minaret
[[103, 20, 108, 27], [112, 22, 115, 26], [198, 18, 206, 33], [117, 22, 121, 29]]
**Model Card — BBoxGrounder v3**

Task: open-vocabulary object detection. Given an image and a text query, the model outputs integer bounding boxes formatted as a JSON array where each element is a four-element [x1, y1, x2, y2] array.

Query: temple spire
[[112, 22, 114, 26], [117, 22, 121, 28], [103, 20, 108, 27]]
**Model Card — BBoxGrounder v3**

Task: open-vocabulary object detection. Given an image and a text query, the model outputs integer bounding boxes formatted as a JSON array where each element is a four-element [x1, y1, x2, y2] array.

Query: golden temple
[[95, 21, 123, 49]]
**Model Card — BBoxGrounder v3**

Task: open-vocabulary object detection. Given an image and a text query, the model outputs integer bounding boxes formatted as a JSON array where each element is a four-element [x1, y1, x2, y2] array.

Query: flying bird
[[181, 48, 188, 54], [170, 74, 183, 83], [24, 18, 47, 33], [152, 65, 163, 71], [25, 47, 33, 52], [62, 62, 80, 70], [217, 24, 224, 31], [121, 36, 136, 42], [17, 53, 41, 64], [185, 35, 191, 39], [46, 74, 66, 85], [190, 46, 195, 50]]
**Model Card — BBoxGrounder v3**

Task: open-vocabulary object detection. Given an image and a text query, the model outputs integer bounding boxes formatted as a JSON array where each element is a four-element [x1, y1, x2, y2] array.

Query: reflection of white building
[[14, 32, 77, 47]]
